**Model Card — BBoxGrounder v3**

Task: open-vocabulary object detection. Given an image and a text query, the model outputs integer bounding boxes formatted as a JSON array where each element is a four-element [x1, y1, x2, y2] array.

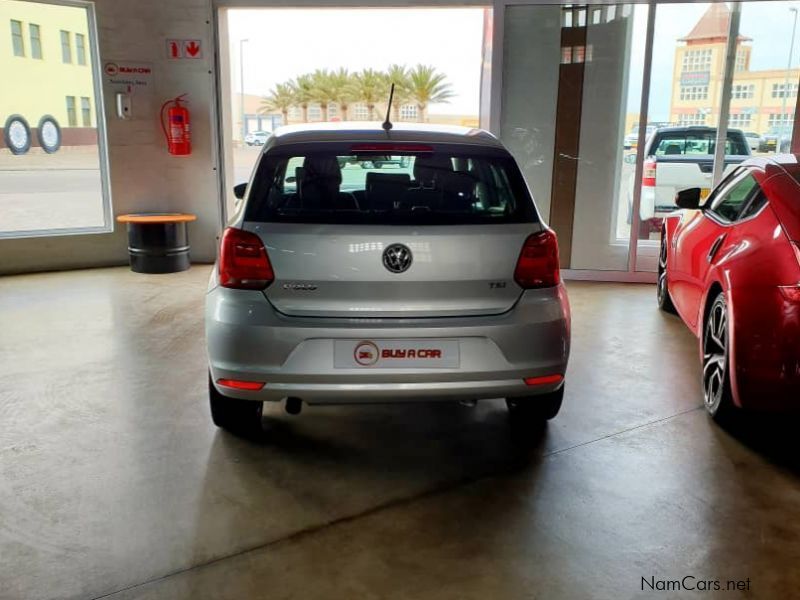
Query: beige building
[[670, 3, 798, 134]]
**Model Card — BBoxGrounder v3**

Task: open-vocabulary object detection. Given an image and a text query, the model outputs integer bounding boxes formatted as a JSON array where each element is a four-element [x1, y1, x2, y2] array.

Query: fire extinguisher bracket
[[116, 213, 197, 274]]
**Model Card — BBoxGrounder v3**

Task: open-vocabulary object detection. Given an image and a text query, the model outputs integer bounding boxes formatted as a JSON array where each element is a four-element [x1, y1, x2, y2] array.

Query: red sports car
[[658, 155, 800, 421]]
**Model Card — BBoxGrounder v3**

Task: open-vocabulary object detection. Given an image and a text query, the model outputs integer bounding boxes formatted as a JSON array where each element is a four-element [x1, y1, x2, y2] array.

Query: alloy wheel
[[703, 295, 728, 414], [657, 234, 668, 305]]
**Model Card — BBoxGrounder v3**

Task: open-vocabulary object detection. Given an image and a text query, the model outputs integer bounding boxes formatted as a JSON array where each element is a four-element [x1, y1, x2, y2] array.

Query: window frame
[[0, 0, 112, 241], [75, 32, 86, 65], [29, 23, 42, 59], [11, 19, 25, 57], [60, 29, 71, 63]]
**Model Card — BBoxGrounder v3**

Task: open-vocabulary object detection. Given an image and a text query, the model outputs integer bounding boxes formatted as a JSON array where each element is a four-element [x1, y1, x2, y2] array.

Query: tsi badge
[[382, 243, 413, 273]]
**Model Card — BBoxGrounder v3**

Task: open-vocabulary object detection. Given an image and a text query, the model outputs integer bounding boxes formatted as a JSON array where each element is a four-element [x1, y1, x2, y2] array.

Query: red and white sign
[[166, 39, 203, 59], [103, 61, 152, 88], [335, 339, 459, 369]]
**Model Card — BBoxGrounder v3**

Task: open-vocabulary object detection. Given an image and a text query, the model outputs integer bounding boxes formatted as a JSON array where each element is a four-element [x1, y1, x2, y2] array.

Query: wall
[[0, 0, 219, 275]]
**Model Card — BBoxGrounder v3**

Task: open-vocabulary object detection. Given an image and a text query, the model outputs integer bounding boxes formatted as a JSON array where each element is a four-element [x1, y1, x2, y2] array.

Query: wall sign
[[103, 61, 152, 88], [167, 39, 203, 60]]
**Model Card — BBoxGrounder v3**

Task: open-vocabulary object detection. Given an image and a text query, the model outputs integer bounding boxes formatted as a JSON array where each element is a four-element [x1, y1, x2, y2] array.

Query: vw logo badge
[[382, 243, 413, 274]]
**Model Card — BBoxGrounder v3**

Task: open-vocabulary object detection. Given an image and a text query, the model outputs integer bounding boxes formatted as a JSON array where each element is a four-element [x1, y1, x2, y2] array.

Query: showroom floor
[[2, 267, 799, 599]]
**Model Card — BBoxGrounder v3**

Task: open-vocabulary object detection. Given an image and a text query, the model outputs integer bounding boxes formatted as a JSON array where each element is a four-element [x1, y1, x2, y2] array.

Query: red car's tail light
[[524, 374, 564, 386], [219, 227, 274, 290], [779, 286, 800, 302], [514, 230, 561, 289], [217, 378, 265, 391], [642, 158, 657, 187]]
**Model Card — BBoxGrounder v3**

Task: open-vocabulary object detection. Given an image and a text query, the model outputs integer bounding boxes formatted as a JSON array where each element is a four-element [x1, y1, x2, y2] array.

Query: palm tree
[[259, 83, 294, 125], [350, 69, 388, 120], [310, 69, 337, 121], [328, 68, 354, 121], [407, 64, 455, 123], [385, 64, 411, 122], [292, 74, 315, 123]]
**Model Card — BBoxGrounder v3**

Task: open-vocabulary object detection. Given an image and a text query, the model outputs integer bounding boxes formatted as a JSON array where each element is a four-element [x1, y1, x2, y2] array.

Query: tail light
[[217, 378, 265, 391], [524, 374, 564, 386], [642, 158, 657, 187], [780, 242, 800, 301], [514, 229, 561, 289], [219, 227, 274, 290]]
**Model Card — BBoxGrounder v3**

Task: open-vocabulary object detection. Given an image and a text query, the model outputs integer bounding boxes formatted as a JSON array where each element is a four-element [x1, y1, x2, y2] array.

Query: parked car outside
[[245, 130, 271, 146], [629, 126, 751, 226], [657, 154, 800, 422], [759, 127, 792, 153], [743, 131, 762, 153], [206, 123, 571, 435], [624, 124, 657, 150]]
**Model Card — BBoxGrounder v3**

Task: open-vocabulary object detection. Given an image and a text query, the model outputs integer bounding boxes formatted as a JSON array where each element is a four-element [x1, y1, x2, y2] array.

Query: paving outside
[[0, 147, 104, 234]]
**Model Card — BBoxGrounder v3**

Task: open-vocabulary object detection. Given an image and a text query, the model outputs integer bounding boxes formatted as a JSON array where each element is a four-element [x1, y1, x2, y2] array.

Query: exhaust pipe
[[285, 397, 302, 415]]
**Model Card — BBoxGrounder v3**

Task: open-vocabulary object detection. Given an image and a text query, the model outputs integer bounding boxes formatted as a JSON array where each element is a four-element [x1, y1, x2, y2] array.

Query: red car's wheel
[[702, 293, 736, 421], [657, 229, 677, 314]]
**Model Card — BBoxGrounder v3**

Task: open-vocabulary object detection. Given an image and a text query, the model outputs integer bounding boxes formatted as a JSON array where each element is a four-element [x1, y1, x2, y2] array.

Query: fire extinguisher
[[160, 94, 191, 156]]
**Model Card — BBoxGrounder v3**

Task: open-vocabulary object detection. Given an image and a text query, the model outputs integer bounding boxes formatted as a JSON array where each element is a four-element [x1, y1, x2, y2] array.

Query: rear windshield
[[652, 131, 749, 156], [243, 144, 538, 225]]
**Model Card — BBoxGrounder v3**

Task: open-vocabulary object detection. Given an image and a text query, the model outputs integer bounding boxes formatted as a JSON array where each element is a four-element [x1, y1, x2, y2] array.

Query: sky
[[227, 3, 799, 122], [227, 8, 485, 116], [630, 1, 800, 120]]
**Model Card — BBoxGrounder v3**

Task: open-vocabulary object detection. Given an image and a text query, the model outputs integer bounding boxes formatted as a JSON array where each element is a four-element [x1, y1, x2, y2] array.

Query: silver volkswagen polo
[[206, 123, 570, 434]]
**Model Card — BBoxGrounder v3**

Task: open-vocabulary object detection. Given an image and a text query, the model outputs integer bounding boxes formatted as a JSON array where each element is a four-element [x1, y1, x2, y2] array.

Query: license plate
[[334, 339, 460, 369], [700, 188, 711, 200]]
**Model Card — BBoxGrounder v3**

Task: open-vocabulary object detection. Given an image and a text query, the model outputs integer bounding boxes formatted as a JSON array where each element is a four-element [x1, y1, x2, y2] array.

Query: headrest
[[413, 155, 453, 185], [302, 156, 342, 185], [366, 172, 411, 189]]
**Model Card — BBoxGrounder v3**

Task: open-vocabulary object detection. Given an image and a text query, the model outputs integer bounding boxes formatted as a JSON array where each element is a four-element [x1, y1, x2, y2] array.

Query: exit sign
[[166, 39, 203, 59]]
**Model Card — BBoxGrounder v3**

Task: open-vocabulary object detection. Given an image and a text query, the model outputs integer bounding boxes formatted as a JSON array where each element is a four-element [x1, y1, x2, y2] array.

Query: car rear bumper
[[730, 287, 800, 411], [205, 284, 570, 404]]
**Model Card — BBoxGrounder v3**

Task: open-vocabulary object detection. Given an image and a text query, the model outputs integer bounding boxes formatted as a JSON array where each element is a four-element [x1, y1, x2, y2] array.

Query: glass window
[[709, 173, 760, 222], [29, 23, 41, 59], [75, 33, 86, 65], [80, 97, 91, 126], [739, 190, 767, 220], [1, 1, 110, 239], [65, 96, 77, 126], [11, 19, 24, 56], [60, 29, 71, 63], [245, 148, 538, 225], [653, 131, 748, 156], [772, 83, 798, 99]]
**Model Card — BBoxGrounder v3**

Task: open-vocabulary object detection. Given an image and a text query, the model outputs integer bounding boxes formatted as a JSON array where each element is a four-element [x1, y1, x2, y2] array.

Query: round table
[[116, 213, 197, 274]]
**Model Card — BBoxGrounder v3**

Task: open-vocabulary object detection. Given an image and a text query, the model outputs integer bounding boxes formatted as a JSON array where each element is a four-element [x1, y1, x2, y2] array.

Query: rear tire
[[209, 376, 264, 436], [702, 293, 737, 423], [657, 229, 677, 314], [507, 386, 564, 423]]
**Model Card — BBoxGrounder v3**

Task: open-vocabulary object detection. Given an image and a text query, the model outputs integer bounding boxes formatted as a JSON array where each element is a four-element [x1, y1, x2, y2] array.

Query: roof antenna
[[382, 83, 395, 133]]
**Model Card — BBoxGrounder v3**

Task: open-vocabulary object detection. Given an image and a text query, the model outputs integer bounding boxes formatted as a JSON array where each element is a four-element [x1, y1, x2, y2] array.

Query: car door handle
[[707, 234, 727, 263]]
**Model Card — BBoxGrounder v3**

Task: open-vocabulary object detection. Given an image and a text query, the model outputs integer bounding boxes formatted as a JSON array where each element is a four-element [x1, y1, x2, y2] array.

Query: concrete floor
[[2, 267, 800, 599]]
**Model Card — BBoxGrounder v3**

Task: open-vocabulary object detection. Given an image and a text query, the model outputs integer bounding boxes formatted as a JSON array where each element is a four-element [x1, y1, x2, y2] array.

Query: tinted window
[[653, 131, 749, 156], [709, 173, 760, 222], [244, 145, 538, 225]]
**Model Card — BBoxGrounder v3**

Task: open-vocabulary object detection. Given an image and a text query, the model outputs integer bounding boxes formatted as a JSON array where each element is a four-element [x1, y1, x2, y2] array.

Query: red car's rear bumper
[[730, 287, 800, 411]]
